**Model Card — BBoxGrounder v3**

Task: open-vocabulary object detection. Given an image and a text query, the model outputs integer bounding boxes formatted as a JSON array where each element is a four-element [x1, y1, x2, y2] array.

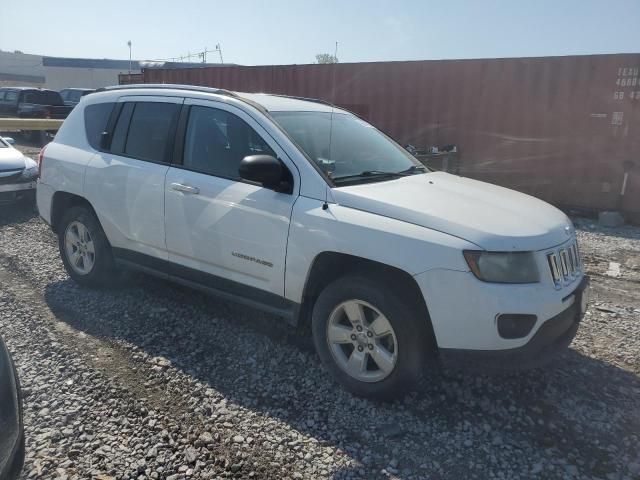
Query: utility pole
[[215, 44, 224, 64], [127, 40, 132, 74]]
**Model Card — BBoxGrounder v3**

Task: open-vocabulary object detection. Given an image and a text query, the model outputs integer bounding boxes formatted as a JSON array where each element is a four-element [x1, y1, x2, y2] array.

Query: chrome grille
[[547, 239, 581, 287]]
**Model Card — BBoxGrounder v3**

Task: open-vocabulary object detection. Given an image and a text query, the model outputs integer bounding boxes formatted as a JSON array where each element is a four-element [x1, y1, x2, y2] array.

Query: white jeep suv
[[37, 85, 589, 399]]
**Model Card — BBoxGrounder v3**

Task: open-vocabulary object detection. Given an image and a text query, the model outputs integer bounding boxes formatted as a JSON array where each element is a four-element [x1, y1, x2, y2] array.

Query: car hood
[[331, 172, 572, 251], [0, 148, 28, 172]]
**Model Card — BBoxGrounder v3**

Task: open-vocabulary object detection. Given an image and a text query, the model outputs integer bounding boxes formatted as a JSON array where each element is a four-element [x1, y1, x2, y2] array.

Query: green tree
[[315, 53, 338, 64]]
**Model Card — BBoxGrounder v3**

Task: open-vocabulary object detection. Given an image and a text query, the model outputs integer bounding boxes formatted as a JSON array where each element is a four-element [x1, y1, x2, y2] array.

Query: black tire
[[58, 206, 119, 287], [312, 275, 432, 400]]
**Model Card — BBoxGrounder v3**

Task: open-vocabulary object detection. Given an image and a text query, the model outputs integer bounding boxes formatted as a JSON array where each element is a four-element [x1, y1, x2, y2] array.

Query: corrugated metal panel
[[144, 54, 640, 221]]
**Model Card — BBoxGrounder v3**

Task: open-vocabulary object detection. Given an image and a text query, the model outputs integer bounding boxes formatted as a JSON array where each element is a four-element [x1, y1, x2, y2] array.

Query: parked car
[[0, 87, 72, 119], [59, 88, 95, 107], [0, 136, 38, 204], [0, 87, 73, 143], [0, 335, 25, 480], [37, 85, 589, 399]]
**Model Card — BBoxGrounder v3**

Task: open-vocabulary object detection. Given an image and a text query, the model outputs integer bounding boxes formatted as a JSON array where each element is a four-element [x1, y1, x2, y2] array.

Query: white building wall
[[44, 66, 141, 90], [0, 51, 45, 76]]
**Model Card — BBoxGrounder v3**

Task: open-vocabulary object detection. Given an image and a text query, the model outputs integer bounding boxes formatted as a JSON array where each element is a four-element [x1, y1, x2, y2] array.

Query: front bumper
[[0, 182, 36, 204], [439, 276, 589, 371]]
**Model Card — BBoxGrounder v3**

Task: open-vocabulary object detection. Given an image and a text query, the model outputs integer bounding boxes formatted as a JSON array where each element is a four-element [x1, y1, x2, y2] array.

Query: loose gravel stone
[[0, 182, 639, 478]]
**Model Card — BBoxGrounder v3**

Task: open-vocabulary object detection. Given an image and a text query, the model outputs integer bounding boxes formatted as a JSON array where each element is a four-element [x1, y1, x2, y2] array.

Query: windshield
[[271, 111, 424, 183]]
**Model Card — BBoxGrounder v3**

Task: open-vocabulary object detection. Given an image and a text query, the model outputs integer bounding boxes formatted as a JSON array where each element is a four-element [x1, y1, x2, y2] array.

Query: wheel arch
[[296, 251, 438, 348], [50, 191, 98, 234]]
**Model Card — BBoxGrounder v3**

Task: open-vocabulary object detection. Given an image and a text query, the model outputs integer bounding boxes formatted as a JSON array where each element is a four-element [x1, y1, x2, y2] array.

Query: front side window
[[182, 105, 274, 179], [122, 102, 179, 163], [271, 111, 424, 184], [5, 91, 18, 102]]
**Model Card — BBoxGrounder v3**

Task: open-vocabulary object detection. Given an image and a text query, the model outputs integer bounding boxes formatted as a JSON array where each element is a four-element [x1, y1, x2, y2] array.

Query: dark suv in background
[[0, 87, 73, 143], [0, 87, 72, 119], [59, 88, 94, 107]]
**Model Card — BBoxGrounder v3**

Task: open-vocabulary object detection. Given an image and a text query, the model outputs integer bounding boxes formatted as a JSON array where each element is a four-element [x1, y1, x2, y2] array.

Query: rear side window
[[110, 103, 134, 153], [84, 102, 115, 150], [5, 91, 18, 102], [123, 102, 179, 163]]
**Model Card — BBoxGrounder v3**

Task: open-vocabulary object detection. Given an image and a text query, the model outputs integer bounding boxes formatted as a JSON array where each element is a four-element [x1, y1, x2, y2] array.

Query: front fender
[[285, 196, 475, 303]]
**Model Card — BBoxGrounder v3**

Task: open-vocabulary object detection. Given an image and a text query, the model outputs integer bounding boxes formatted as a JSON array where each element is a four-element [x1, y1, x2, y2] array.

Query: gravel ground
[[0, 144, 638, 479]]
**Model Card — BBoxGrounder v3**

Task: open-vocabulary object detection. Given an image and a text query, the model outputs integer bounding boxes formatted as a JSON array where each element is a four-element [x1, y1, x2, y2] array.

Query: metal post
[[216, 44, 224, 64], [127, 40, 132, 74]]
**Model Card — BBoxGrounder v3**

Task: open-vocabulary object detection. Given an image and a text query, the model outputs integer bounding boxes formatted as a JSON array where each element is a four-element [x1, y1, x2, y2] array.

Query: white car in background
[[37, 85, 589, 399], [0, 137, 38, 205]]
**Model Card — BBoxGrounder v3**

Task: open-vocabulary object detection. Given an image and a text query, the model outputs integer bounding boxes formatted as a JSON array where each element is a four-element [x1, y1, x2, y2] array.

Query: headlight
[[21, 166, 38, 179], [463, 251, 539, 283]]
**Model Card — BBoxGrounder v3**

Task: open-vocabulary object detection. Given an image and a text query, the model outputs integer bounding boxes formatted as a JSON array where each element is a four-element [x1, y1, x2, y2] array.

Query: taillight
[[38, 143, 48, 178], [44, 108, 51, 119]]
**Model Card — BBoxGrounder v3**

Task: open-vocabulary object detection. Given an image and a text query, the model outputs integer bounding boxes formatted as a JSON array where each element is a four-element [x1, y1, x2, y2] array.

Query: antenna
[[326, 41, 339, 189]]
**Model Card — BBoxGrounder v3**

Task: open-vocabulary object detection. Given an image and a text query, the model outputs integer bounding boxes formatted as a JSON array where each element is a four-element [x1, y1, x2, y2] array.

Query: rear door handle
[[170, 182, 200, 194]]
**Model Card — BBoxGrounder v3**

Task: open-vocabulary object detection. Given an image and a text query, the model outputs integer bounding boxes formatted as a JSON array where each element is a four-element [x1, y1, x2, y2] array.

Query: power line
[[149, 44, 224, 64]]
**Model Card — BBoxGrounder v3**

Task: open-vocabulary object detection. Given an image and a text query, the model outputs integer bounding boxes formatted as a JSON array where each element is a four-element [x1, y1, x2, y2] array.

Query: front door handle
[[170, 182, 200, 194]]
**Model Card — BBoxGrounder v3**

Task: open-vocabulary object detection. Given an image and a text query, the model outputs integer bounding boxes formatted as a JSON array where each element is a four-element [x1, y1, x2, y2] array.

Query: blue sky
[[1, 0, 638, 65]]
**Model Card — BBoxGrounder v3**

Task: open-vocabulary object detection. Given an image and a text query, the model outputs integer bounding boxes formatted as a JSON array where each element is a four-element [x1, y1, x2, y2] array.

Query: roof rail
[[267, 93, 335, 107], [94, 83, 238, 98], [265, 93, 364, 118]]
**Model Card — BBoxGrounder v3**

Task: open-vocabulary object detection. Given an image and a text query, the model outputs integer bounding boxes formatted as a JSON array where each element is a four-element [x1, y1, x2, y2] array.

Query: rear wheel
[[58, 206, 119, 287], [312, 275, 431, 400]]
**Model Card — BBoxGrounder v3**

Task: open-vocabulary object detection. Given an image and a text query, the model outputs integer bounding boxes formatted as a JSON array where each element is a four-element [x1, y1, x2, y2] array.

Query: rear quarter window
[[84, 102, 115, 150]]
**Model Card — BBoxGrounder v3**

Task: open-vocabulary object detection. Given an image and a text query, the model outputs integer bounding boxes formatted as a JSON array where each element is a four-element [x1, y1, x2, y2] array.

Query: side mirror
[[2, 137, 16, 145], [99, 131, 110, 151], [239, 155, 289, 192], [0, 336, 24, 480]]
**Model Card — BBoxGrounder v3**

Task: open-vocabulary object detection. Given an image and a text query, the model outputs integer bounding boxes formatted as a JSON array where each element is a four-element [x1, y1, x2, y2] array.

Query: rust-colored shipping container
[[144, 54, 640, 222]]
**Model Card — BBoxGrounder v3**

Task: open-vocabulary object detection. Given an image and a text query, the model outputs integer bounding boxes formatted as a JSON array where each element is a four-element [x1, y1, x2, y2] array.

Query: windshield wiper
[[398, 165, 428, 174], [332, 170, 403, 182], [333, 165, 427, 182]]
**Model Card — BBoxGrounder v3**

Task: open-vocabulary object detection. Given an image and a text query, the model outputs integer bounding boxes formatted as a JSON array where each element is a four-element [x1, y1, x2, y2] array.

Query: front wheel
[[312, 275, 431, 400], [58, 206, 119, 287]]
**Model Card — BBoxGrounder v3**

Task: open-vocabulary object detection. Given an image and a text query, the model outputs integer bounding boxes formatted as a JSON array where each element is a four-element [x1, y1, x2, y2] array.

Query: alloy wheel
[[64, 221, 95, 275], [326, 299, 398, 383]]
